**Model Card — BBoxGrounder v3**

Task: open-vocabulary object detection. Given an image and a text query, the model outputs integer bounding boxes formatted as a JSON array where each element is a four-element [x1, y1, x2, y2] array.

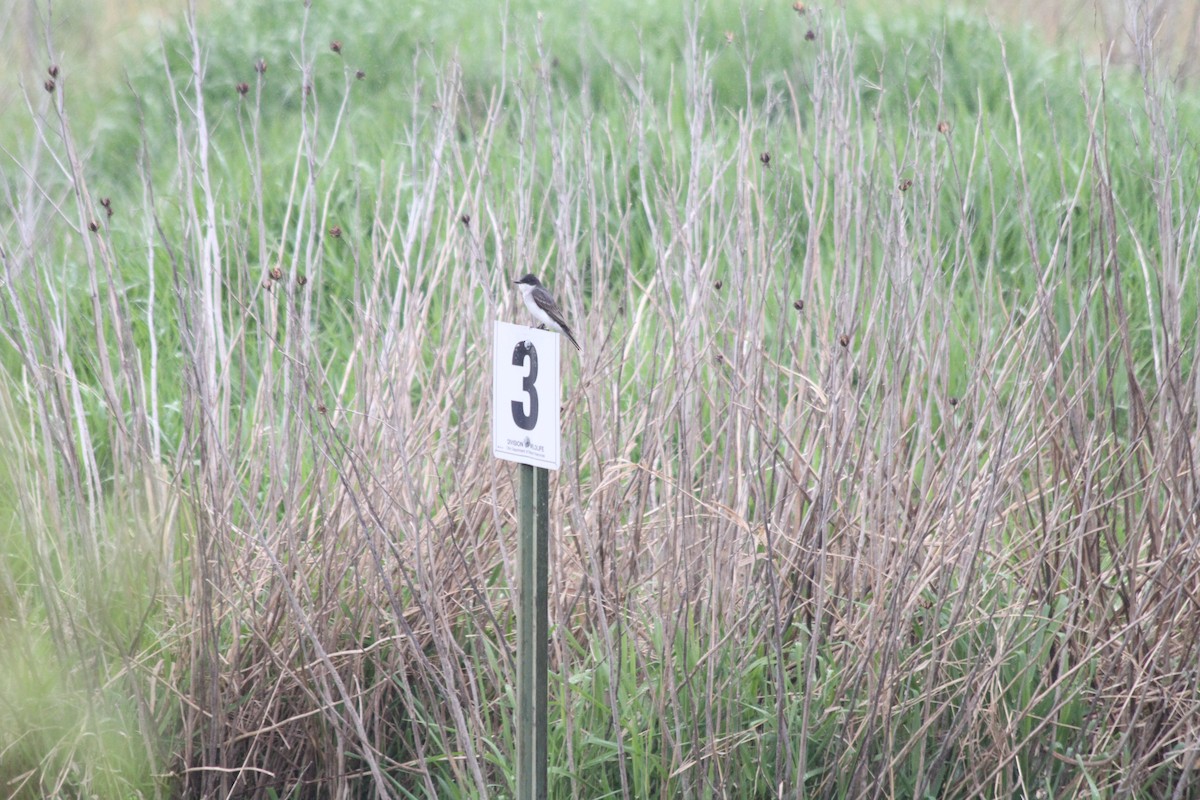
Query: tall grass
[[2, 0, 1199, 798]]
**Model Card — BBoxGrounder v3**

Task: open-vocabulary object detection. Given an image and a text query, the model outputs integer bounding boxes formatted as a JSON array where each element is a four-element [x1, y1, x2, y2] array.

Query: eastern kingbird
[[513, 273, 581, 351]]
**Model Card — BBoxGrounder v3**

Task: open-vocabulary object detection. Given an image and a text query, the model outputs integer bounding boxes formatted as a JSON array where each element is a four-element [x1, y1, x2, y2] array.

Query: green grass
[[3, 0, 1200, 797]]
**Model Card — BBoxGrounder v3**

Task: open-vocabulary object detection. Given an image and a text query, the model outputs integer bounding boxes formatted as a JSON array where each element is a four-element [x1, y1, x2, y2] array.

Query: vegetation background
[[2, 0, 1199, 797]]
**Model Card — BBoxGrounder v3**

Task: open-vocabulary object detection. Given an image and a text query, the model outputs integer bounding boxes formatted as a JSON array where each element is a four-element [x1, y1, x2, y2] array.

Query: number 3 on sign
[[511, 340, 538, 430], [493, 321, 561, 470]]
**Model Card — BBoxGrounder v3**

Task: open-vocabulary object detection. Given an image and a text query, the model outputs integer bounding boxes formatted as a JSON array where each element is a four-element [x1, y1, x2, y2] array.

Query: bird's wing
[[534, 289, 568, 325], [533, 287, 580, 350]]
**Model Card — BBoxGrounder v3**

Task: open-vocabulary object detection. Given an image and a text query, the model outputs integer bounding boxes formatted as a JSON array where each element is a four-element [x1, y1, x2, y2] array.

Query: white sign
[[493, 321, 561, 470]]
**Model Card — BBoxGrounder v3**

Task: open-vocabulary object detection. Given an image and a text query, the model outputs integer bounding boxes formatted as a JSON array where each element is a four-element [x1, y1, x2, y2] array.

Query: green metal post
[[517, 463, 549, 799]]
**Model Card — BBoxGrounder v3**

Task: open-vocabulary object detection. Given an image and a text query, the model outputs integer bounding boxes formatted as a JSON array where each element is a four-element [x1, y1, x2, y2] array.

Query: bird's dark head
[[514, 273, 542, 287]]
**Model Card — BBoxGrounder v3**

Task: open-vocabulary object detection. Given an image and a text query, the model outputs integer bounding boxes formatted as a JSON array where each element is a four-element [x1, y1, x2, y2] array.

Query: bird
[[513, 273, 581, 351]]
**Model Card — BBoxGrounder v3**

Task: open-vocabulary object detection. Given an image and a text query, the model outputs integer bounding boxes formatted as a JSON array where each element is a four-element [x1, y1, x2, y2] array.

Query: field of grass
[[2, 0, 1200, 798]]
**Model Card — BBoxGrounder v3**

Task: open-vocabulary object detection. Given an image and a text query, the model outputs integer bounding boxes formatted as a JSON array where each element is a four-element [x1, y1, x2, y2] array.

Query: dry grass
[[1, 0, 1199, 798]]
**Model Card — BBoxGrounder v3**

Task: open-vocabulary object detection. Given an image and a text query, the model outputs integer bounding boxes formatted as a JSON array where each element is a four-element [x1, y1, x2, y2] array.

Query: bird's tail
[[564, 327, 582, 352]]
